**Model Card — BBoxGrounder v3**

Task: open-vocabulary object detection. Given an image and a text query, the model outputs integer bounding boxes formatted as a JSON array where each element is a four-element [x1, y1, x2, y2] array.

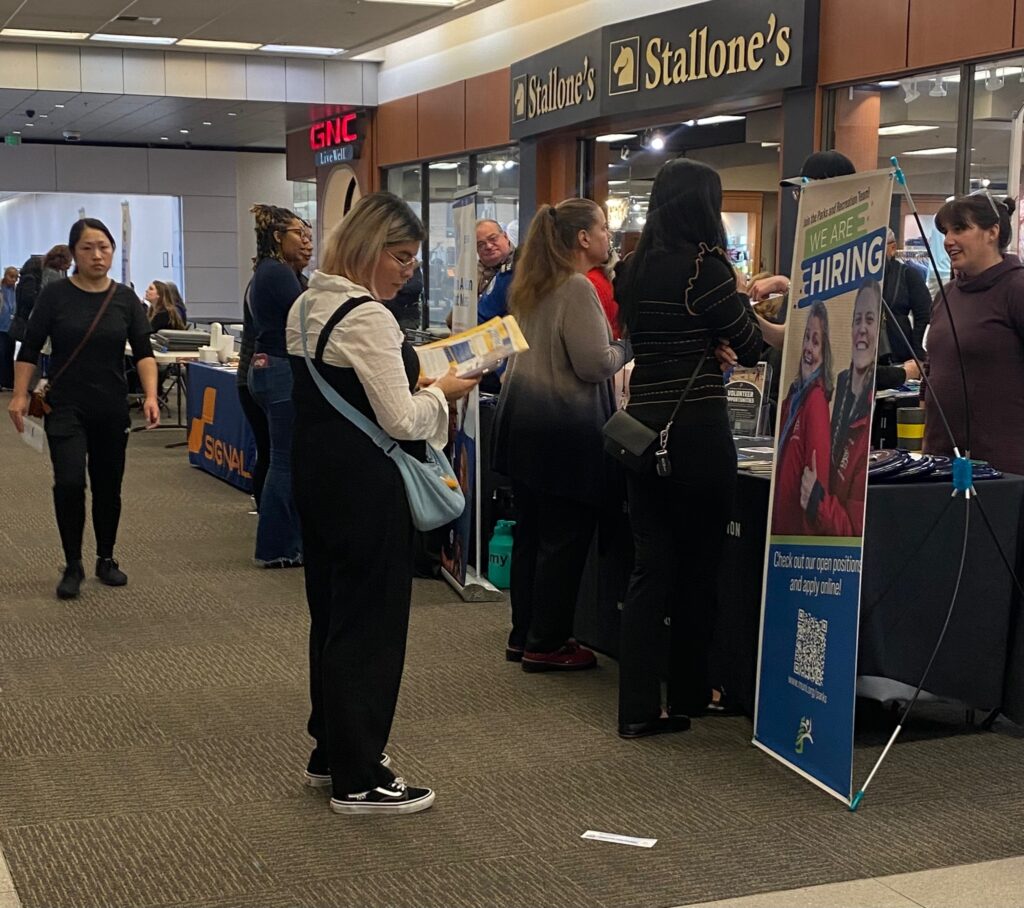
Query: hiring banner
[[754, 168, 893, 803]]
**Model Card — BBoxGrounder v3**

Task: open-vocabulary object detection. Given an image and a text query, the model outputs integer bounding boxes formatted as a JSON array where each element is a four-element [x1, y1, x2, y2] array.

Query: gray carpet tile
[[2, 410, 1024, 908], [2, 808, 278, 908], [0, 744, 214, 826], [0, 694, 168, 758]]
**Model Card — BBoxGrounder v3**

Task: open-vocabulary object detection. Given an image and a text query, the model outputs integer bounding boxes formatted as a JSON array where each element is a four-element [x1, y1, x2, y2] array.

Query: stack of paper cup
[[199, 346, 219, 364], [217, 334, 234, 362]]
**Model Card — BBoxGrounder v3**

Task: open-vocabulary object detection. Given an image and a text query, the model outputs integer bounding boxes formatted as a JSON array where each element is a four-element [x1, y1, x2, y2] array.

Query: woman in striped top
[[614, 158, 763, 738]]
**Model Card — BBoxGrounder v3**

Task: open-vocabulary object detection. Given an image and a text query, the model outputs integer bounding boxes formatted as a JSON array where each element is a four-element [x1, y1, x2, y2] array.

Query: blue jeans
[[248, 355, 302, 565]]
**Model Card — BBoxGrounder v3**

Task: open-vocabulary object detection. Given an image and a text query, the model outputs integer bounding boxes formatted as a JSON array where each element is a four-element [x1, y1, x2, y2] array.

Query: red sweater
[[587, 267, 620, 339], [772, 377, 832, 536]]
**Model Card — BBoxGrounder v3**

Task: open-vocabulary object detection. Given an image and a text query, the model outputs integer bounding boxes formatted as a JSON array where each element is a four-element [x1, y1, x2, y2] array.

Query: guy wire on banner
[[847, 156, 1024, 811]]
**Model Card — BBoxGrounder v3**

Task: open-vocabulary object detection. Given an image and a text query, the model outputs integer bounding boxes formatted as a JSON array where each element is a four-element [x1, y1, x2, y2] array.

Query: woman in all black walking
[[287, 192, 476, 815], [8, 218, 159, 600], [614, 159, 763, 738]]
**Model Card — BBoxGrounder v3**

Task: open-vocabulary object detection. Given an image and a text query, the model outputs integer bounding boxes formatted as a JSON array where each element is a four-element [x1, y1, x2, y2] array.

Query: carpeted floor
[[1, 402, 1023, 908]]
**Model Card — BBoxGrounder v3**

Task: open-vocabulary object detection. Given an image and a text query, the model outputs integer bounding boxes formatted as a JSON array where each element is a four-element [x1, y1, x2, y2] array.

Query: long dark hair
[[148, 281, 186, 330], [616, 158, 727, 334]]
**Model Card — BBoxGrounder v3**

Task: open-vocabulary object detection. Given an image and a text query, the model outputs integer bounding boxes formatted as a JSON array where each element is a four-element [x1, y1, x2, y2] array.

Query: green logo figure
[[795, 717, 814, 754]]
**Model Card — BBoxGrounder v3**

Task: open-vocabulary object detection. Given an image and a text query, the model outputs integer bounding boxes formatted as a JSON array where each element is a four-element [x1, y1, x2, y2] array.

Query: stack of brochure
[[415, 315, 529, 380]]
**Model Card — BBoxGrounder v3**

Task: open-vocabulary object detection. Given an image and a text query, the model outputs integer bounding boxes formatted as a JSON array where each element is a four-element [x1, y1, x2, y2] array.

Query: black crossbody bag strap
[[48, 280, 118, 391]]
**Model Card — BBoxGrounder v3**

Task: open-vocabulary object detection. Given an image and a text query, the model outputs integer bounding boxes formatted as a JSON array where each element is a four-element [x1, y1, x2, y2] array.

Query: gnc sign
[[309, 114, 358, 151]]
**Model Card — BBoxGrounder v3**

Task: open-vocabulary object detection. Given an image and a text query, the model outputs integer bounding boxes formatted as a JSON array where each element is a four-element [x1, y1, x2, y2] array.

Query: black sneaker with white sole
[[330, 777, 435, 815], [304, 752, 391, 788]]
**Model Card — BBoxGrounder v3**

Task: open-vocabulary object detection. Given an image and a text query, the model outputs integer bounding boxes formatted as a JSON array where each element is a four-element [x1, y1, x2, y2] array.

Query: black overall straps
[[313, 295, 375, 364]]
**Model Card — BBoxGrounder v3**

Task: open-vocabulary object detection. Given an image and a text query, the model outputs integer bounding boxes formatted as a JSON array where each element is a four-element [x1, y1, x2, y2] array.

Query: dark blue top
[[251, 258, 302, 358]]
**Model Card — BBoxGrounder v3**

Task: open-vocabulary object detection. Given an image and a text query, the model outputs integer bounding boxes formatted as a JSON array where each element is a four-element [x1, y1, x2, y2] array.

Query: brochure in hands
[[415, 315, 529, 380]]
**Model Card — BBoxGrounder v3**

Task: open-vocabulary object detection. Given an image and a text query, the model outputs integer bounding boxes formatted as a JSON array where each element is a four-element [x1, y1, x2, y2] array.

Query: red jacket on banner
[[772, 375, 832, 536], [806, 368, 872, 537]]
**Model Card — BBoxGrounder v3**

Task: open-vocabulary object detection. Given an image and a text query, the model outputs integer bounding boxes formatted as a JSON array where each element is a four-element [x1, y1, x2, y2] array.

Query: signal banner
[[754, 169, 893, 803], [186, 362, 256, 493]]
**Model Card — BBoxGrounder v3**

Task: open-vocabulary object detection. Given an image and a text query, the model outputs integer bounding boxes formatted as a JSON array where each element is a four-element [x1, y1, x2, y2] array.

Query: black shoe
[[618, 714, 692, 739], [505, 645, 524, 662], [330, 777, 435, 815], [304, 752, 392, 788], [56, 561, 85, 600], [95, 557, 127, 586]]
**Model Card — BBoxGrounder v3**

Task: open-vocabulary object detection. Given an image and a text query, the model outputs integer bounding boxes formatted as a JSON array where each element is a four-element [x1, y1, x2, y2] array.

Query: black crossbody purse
[[602, 339, 711, 476]]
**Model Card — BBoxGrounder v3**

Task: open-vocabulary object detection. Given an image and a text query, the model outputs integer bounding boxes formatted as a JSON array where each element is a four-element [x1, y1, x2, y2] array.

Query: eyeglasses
[[282, 227, 313, 242], [386, 249, 420, 271], [966, 188, 1003, 221]]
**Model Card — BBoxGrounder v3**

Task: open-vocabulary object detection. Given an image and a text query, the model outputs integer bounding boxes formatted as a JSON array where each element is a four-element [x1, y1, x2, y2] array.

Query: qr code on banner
[[793, 608, 828, 686]]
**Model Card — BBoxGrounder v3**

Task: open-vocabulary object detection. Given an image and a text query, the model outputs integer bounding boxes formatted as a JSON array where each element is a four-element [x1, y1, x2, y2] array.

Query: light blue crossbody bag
[[299, 296, 465, 531]]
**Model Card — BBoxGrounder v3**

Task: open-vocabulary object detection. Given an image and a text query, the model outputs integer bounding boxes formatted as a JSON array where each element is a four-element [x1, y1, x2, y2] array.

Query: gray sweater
[[493, 272, 627, 506]]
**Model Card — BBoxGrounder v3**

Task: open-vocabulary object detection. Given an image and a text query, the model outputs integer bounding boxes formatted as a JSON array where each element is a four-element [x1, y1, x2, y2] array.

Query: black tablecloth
[[574, 473, 1024, 723]]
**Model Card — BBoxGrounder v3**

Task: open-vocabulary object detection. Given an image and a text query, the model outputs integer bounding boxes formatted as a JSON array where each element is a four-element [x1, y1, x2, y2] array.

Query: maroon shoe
[[521, 641, 597, 673]]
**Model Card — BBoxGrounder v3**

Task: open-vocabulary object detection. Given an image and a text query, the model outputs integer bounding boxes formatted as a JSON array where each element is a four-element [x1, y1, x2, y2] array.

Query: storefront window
[[476, 147, 520, 244], [387, 165, 423, 222], [292, 180, 318, 272], [832, 70, 961, 290], [425, 159, 470, 325]]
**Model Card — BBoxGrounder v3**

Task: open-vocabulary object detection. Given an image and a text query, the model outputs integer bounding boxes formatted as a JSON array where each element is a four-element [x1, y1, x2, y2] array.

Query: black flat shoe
[[618, 714, 692, 739], [96, 557, 127, 586], [56, 561, 85, 600], [505, 646, 524, 662]]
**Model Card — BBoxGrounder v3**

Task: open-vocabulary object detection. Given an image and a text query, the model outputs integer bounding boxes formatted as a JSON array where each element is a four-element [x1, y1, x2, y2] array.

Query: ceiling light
[[902, 147, 958, 156], [179, 129, 190, 134], [39, 114, 47, 118], [176, 39, 261, 51], [0, 28, 89, 39], [23, 123, 33, 127], [259, 44, 344, 55], [596, 133, 637, 142], [503, 160, 516, 170], [695, 115, 746, 125], [89, 33, 177, 45], [202, 121, 212, 126], [877, 124, 940, 136], [761, 141, 781, 147], [929, 78, 947, 98], [648, 134, 665, 151], [227, 112, 238, 117], [878, 80, 901, 88], [984, 69, 1005, 91], [54, 104, 65, 109], [901, 79, 920, 103], [429, 162, 459, 170], [481, 164, 493, 173], [982, 178, 992, 188], [608, 180, 628, 185], [12, 130, 20, 135], [160, 136, 169, 141]]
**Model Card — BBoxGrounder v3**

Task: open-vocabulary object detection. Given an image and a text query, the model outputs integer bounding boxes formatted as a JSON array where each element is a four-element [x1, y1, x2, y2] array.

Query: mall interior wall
[[0, 144, 291, 321], [820, 0, 1024, 85]]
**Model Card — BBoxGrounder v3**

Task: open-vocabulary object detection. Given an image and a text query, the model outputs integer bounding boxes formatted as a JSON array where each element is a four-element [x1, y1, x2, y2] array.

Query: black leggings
[[237, 382, 269, 507], [46, 408, 130, 564]]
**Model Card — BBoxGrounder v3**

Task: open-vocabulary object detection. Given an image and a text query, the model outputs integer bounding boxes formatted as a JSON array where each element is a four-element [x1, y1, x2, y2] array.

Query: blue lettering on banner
[[797, 227, 887, 307], [315, 146, 354, 167], [756, 541, 862, 798]]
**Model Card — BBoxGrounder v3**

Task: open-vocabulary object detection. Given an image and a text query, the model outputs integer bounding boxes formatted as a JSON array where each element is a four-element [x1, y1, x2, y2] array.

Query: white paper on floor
[[581, 830, 657, 848]]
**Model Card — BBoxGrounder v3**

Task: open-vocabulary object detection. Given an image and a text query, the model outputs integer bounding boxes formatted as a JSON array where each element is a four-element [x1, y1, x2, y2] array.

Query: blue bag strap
[[299, 295, 398, 455]]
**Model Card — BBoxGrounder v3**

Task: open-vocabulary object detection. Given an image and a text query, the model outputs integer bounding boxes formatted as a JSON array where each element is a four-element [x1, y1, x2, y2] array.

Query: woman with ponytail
[[246, 204, 308, 567], [493, 199, 628, 671]]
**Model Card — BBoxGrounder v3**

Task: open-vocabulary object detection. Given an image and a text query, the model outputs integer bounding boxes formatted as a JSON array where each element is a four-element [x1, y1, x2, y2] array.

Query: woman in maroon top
[[924, 193, 1024, 474]]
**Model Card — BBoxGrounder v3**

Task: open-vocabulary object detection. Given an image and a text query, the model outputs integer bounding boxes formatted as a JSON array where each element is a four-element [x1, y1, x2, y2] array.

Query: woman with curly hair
[[246, 204, 308, 567]]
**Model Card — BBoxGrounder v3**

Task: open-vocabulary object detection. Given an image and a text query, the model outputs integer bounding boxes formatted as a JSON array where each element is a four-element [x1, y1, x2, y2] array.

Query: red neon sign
[[309, 114, 358, 150]]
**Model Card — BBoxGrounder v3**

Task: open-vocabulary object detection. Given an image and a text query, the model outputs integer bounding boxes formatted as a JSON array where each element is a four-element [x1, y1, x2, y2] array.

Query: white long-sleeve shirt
[[285, 270, 448, 450]]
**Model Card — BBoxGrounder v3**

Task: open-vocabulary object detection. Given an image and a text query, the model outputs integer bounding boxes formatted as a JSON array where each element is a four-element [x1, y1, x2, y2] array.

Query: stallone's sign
[[510, 0, 816, 138]]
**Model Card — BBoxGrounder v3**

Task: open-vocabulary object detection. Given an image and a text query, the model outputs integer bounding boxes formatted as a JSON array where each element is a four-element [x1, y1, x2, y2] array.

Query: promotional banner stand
[[440, 188, 503, 604]]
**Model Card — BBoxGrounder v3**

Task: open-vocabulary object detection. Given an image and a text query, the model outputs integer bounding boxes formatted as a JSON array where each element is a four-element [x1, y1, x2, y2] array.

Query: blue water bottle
[[488, 520, 515, 589]]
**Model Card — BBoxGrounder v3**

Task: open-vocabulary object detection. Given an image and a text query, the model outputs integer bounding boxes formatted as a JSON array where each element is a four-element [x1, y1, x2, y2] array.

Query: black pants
[[509, 481, 599, 653], [618, 419, 737, 725], [237, 382, 269, 508], [294, 419, 413, 797], [45, 408, 130, 564], [0, 332, 15, 388]]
